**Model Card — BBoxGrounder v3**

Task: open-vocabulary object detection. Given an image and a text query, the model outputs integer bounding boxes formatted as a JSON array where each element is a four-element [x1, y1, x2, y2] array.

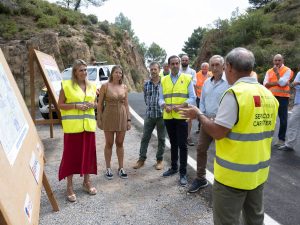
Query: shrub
[[82, 18, 91, 25], [84, 32, 93, 48], [0, 16, 18, 39], [37, 15, 59, 28], [42, 4, 55, 16], [57, 8, 82, 26], [20, 3, 36, 16], [283, 26, 298, 41], [87, 14, 98, 24], [99, 21, 111, 35], [58, 27, 72, 37], [114, 29, 124, 45], [258, 38, 273, 47], [264, 1, 278, 13], [0, 2, 12, 14]]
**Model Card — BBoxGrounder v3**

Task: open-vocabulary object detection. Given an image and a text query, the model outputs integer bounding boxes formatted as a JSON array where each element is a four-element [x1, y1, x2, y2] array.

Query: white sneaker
[[118, 168, 128, 179], [105, 168, 113, 180]]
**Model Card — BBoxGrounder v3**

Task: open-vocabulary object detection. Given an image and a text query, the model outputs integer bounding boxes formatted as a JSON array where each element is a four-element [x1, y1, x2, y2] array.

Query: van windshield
[[87, 68, 97, 81], [62, 69, 72, 80]]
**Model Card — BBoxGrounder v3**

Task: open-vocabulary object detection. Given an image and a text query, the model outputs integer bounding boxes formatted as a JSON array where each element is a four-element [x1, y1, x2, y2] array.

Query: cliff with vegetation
[[0, 0, 148, 104], [193, 0, 300, 82]]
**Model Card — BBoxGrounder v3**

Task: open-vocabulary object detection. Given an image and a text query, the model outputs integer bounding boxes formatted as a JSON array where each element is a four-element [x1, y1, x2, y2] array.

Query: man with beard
[[159, 55, 196, 186], [180, 54, 197, 146]]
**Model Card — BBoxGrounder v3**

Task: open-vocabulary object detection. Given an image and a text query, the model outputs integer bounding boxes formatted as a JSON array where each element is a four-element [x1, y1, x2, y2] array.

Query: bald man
[[263, 54, 293, 147]]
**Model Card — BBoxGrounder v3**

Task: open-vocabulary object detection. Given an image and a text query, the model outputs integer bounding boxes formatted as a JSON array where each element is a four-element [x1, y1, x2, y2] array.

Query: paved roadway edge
[[129, 106, 281, 225]]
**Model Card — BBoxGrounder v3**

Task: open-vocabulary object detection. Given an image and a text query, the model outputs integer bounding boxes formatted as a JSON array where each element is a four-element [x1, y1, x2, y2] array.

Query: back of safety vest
[[215, 81, 279, 190]]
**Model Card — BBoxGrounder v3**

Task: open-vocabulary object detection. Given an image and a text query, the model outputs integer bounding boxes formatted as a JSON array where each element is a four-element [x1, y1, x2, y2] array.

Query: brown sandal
[[82, 182, 97, 195]]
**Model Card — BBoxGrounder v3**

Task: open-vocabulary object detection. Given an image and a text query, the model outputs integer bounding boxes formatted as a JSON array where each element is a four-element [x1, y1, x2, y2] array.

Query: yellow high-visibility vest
[[215, 81, 279, 190], [60, 80, 96, 133], [161, 73, 191, 119]]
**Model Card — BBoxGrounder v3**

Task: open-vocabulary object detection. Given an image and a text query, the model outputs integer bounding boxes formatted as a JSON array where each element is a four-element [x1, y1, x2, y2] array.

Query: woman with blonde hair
[[97, 65, 131, 179], [58, 59, 98, 202]]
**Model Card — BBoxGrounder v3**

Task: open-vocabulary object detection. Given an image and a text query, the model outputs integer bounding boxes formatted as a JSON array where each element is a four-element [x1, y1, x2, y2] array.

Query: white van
[[61, 64, 115, 88]]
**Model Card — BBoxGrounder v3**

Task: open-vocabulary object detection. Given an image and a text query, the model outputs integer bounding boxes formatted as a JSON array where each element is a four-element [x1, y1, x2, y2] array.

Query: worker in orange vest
[[263, 54, 294, 147], [195, 62, 212, 133]]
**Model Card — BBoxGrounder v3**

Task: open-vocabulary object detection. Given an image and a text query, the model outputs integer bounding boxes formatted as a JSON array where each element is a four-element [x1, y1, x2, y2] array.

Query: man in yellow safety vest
[[180, 47, 278, 225], [159, 55, 196, 186]]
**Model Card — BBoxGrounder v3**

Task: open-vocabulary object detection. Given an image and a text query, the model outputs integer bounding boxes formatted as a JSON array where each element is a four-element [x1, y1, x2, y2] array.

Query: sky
[[82, 0, 250, 58]]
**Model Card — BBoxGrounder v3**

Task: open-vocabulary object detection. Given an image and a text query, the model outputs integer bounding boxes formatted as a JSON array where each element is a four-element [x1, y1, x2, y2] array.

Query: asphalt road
[[128, 92, 300, 225]]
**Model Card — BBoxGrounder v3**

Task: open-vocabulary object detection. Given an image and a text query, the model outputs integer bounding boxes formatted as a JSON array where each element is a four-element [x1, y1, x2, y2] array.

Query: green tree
[[248, 0, 273, 9], [114, 12, 135, 38], [145, 42, 167, 65], [56, 0, 107, 11], [182, 27, 207, 61]]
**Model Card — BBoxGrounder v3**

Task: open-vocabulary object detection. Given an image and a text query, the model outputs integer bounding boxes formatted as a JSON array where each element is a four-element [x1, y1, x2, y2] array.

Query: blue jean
[[139, 117, 166, 161], [285, 104, 300, 148], [276, 96, 289, 141], [164, 119, 188, 175]]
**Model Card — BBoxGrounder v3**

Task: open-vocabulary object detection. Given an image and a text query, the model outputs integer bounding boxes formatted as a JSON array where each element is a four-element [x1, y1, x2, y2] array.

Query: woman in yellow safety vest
[[58, 59, 98, 202]]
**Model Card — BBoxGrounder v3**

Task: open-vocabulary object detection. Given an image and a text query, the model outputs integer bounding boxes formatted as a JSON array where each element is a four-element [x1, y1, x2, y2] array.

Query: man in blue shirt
[[133, 62, 166, 170], [159, 55, 196, 186], [278, 70, 300, 151], [188, 55, 230, 193]]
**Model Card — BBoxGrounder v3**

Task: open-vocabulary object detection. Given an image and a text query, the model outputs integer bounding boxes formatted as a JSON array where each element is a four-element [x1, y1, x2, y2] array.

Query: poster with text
[[0, 63, 29, 165]]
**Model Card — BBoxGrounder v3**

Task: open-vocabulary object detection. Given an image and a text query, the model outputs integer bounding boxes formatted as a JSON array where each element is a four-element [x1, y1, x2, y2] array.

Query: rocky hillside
[[0, 0, 148, 105]]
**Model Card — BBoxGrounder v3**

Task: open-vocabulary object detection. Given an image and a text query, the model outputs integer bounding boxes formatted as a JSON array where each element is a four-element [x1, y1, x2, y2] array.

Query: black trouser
[[196, 97, 201, 130], [164, 119, 188, 175], [276, 96, 289, 141]]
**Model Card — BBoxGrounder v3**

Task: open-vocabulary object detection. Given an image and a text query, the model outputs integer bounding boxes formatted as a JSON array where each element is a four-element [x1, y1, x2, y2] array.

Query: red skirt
[[58, 131, 97, 181]]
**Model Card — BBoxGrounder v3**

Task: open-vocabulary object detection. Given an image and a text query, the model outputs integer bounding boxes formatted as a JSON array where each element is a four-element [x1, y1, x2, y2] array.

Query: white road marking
[[130, 106, 281, 225]]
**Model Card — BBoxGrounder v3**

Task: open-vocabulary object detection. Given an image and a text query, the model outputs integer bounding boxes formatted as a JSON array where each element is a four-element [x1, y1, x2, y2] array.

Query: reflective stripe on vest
[[215, 81, 279, 190], [216, 156, 270, 172], [267, 66, 292, 97], [61, 114, 95, 120], [227, 130, 274, 141], [163, 93, 189, 98], [269, 88, 290, 94], [60, 80, 96, 133], [161, 73, 191, 119]]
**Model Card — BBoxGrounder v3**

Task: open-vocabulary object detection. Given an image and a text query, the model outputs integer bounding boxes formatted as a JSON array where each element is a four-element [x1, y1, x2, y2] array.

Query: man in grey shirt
[[188, 55, 230, 193]]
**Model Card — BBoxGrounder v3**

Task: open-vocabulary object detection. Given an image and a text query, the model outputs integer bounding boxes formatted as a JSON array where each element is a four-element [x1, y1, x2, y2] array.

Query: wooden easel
[[0, 48, 59, 225], [29, 48, 62, 138]]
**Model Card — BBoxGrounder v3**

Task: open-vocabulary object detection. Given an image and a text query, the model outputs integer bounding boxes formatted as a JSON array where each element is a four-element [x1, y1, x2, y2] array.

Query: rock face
[[0, 29, 148, 105]]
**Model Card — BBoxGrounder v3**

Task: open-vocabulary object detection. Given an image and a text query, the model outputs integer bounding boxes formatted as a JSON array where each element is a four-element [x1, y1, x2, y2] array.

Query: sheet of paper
[[29, 151, 40, 184], [0, 63, 29, 165], [24, 193, 33, 223]]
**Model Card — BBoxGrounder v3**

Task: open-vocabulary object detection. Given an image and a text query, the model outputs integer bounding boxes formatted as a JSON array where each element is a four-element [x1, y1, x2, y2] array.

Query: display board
[[29, 49, 62, 138], [32, 49, 62, 105], [0, 48, 45, 225]]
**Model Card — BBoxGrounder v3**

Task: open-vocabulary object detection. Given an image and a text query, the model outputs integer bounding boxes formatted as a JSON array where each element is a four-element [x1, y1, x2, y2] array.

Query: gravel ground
[[38, 119, 213, 225]]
